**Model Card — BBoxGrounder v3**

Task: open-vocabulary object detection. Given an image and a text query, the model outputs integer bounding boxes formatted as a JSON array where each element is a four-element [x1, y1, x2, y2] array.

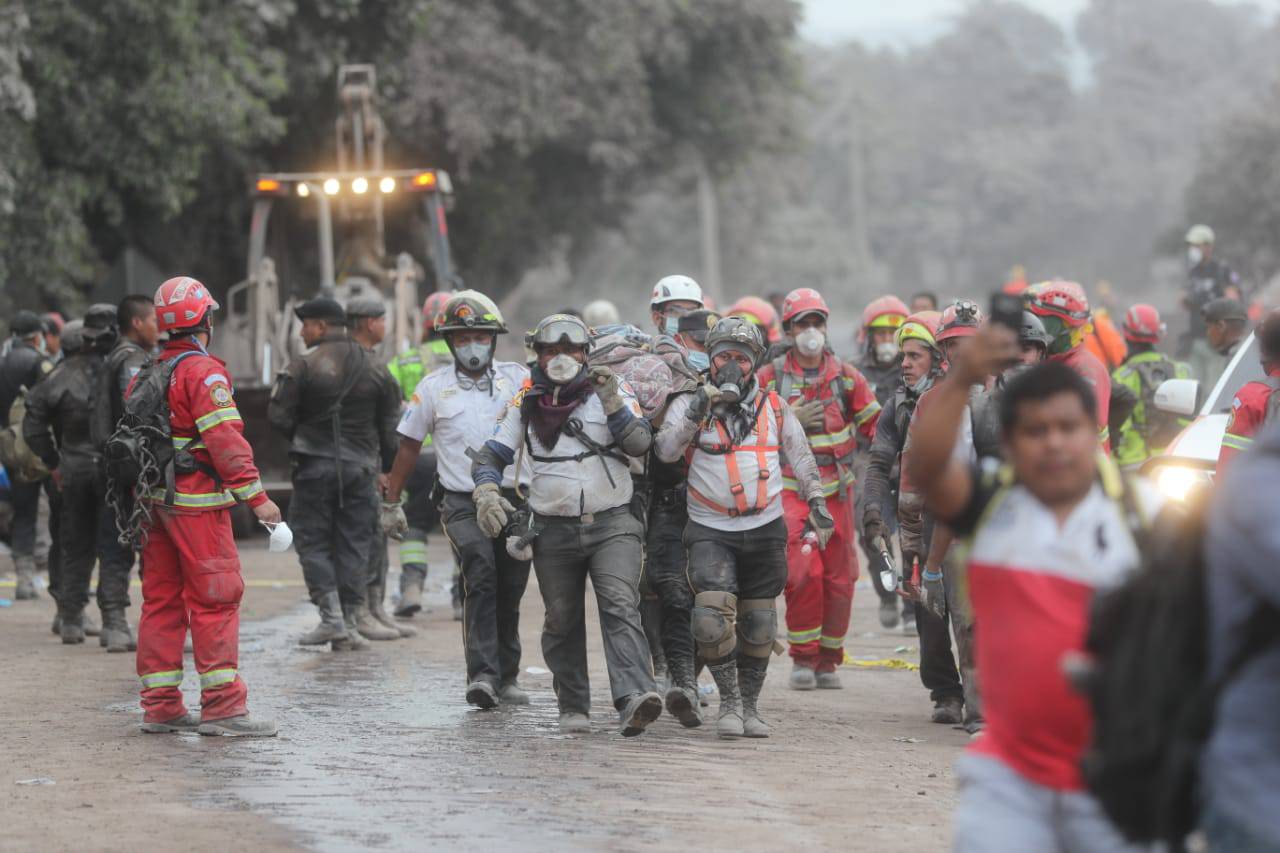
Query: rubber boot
[[60, 610, 86, 645], [708, 660, 744, 739], [369, 581, 416, 637], [332, 606, 370, 651], [197, 715, 278, 738], [14, 555, 38, 600], [101, 609, 136, 653], [663, 654, 702, 728], [395, 564, 427, 618], [298, 591, 348, 646], [355, 601, 401, 641], [738, 657, 771, 738]]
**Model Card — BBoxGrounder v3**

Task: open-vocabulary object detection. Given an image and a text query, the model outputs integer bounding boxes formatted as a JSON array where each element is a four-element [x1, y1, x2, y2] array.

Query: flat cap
[[1202, 297, 1247, 323], [344, 297, 386, 320], [294, 297, 346, 323], [11, 310, 43, 336]]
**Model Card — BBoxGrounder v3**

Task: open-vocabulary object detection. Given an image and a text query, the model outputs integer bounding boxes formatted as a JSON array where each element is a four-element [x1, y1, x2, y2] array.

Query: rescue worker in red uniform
[[1026, 280, 1113, 452], [756, 288, 881, 690], [134, 277, 280, 737], [1219, 308, 1280, 466]]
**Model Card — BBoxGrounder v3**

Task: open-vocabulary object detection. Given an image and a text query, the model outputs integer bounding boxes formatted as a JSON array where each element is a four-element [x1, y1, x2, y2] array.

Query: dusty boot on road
[[141, 713, 200, 734], [14, 555, 38, 600], [333, 607, 371, 651], [709, 661, 744, 739], [499, 682, 530, 705], [395, 564, 427, 618], [663, 654, 702, 728], [789, 663, 817, 690], [466, 681, 498, 709], [619, 691, 663, 737], [931, 696, 963, 724], [355, 602, 400, 641], [738, 658, 771, 738], [100, 609, 136, 653], [558, 712, 590, 734], [298, 591, 348, 646], [82, 612, 100, 637], [369, 582, 416, 637], [878, 597, 899, 629], [59, 610, 86, 645], [816, 670, 842, 689], [197, 715, 278, 738]]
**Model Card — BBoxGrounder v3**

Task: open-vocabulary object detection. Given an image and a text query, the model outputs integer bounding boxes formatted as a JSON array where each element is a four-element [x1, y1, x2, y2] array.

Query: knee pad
[[737, 598, 778, 659], [691, 590, 737, 660]]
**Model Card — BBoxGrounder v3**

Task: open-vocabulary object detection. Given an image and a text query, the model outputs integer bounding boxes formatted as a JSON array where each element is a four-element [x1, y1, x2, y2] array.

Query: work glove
[[807, 498, 836, 551], [472, 482, 515, 539], [379, 500, 408, 540], [862, 510, 886, 548], [790, 398, 825, 432], [686, 383, 722, 422], [920, 568, 947, 619], [588, 365, 625, 414]]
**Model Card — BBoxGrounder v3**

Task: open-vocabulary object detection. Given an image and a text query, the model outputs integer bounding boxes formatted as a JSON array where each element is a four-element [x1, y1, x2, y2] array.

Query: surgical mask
[[874, 341, 898, 364], [545, 354, 582, 384], [713, 361, 746, 404], [687, 350, 710, 372], [454, 341, 492, 372], [1187, 246, 1204, 267], [261, 521, 293, 553], [795, 328, 825, 357], [663, 315, 680, 336]]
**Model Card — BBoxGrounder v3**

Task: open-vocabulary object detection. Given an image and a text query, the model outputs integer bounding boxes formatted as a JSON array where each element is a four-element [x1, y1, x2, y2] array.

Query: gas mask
[[1187, 246, 1204, 268], [687, 350, 710, 372], [712, 360, 747, 404], [795, 328, 826, 357], [454, 340, 493, 373], [874, 341, 898, 365], [545, 353, 583, 384]]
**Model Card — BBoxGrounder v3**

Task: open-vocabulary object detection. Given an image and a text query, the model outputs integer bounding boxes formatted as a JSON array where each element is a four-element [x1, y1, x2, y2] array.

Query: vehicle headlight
[[1153, 465, 1209, 502]]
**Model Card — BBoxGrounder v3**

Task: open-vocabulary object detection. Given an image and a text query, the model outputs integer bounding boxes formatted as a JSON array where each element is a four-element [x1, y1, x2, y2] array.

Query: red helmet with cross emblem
[[780, 287, 830, 326], [154, 276, 219, 334], [1121, 303, 1165, 343]]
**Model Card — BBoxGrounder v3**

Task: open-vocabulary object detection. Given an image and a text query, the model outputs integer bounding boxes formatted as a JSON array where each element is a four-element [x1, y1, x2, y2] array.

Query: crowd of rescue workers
[[2, 221, 1278, 851]]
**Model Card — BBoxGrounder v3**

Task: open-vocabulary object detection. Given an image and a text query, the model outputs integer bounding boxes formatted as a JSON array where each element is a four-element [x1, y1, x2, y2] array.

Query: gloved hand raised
[[807, 498, 836, 550], [790, 398, 825, 432], [686, 383, 723, 422], [472, 482, 515, 538], [588, 365, 625, 414], [379, 500, 408, 540]]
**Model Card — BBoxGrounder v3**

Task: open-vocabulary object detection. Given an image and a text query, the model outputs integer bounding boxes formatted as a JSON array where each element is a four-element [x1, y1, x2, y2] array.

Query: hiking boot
[[789, 663, 817, 691], [619, 692, 662, 737], [83, 612, 100, 637], [298, 591, 348, 646], [354, 603, 400, 641], [14, 556, 38, 600], [141, 713, 200, 734], [394, 564, 426, 618], [100, 609, 136, 653], [370, 582, 417, 637], [60, 611, 86, 645], [558, 712, 590, 734], [664, 654, 702, 728], [332, 608, 370, 651], [738, 658, 771, 739], [931, 696, 964, 725], [878, 597, 900, 629], [466, 681, 499, 710], [197, 715, 278, 738], [709, 661, 744, 739], [499, 682, 530, 705], [901, 607, 918, 636], [816, 670, 843, 690]]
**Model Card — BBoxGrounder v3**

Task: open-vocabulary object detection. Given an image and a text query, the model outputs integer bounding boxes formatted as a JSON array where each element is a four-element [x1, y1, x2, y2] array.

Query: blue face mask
[[687, 350, 710, 372], [663, 314, 680, 336]]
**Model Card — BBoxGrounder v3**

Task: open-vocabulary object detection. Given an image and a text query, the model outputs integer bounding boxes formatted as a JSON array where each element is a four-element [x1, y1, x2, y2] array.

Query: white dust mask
[[262, 521, 293, 552], [545, 354, 582, 384], [795, 328, 826, 356]]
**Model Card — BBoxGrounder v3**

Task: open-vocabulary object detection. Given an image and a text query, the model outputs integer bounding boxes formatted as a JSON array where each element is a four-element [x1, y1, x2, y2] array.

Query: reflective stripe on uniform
[[195, 407, 242, 432], [173, 435, 205, 451], [787, 627, 822, 644], [809, 424, 854, 449], [781, 475, 842, 498], [229, 479, 264, 501], [854, 400, 881, 426], [819, 634, 845, 649], [140, 670, 184, 689], [398, 540, 428, 565], [199, 668, 238, 689], [146, 488, 236, 509], [1099, 425, 1110, 444], [1222, 432, 1255, 452]]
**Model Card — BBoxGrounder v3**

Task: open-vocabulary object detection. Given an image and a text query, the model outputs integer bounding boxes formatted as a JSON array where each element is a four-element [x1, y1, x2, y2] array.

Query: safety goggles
[[530, 317, 590, 348]]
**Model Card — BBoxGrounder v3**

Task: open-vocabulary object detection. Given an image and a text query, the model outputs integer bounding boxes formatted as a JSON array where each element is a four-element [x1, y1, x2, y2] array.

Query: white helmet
[[650, 274, 704, 309], [1185, 224, 1215, 246], [582, 299, 620, 327]]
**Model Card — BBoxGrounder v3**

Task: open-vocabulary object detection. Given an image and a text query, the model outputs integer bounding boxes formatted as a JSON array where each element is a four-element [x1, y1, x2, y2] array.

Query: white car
[[1142, 332, 1263, 501]]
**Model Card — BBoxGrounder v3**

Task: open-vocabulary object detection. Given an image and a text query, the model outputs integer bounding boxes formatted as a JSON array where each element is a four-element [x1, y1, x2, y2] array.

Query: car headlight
[[1153, 465, 1210, 502]]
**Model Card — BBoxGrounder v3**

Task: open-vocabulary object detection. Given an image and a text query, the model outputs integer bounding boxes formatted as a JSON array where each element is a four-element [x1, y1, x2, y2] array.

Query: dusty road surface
[[2, 537, 965, 852]]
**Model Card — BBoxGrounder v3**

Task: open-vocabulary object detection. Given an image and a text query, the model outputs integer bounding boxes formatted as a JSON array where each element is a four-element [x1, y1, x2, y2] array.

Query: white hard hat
[[582, 299, 620, 327], [650, 274, 704, 309], [1185, 224, 1215, 245]]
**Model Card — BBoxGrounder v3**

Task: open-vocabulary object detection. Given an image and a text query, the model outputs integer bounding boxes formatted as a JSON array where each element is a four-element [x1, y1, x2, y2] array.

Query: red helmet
[[936, 300, 984, 343], [154, 276, 219, 334], [862, 295, 909, 329], [896, 310, 941, 351], [780, 287, 829, 325], [1027, 280, 1091, 328], [422, 290, 453, 327], [1122, 303, 1165, 343], [727, 296, 781, 343]]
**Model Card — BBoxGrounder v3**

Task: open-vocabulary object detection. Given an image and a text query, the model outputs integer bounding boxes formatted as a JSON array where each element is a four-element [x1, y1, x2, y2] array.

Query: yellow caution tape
[[843, 651, 920, 672]]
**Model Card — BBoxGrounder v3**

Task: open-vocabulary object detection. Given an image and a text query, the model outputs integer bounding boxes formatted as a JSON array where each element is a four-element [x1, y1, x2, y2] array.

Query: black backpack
[[1080, 488, 1280, 846], [105, 351, 212, 548]]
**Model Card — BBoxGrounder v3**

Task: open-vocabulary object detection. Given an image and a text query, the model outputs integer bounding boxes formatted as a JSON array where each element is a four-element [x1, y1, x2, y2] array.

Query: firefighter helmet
[[780, 287, 830, 326], [1121, 304, 1165, 344], [1027, 280, 1091, 328], [154, 276, 219, 333], [422, 290, 453, 328], [435, 290, 507, 334], [650, 275, 704, 309], [726, 296, 781, 343], [936, 300, 984, 343], [528, 313, 592, 351], [896, 310, 941, 351], [862, 295, 909, 330], [1019, 310, 1053, 349], [706, 316, 766, 363]]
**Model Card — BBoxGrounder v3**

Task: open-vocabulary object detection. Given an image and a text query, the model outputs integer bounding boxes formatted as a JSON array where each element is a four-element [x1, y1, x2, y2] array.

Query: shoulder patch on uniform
[[509, 387, 527, 408], [203, 372, 229, 386], [210, 382, 234, 407]]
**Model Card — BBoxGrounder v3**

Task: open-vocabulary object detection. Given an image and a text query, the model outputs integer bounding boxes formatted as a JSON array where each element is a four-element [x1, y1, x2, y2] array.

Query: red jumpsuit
[[1217, 368, 1280, 466], [133, 339, 270, 724], [758, 351, 881, 672], [1053, 345, 1113, 453]]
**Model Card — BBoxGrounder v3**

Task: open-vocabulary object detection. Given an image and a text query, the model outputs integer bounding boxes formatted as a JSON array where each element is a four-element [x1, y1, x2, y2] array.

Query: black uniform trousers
[[289, 454, 377, 608]]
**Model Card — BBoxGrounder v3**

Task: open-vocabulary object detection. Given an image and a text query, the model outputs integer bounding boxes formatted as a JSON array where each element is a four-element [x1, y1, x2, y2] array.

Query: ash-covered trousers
[[531, 506, 654, 715]]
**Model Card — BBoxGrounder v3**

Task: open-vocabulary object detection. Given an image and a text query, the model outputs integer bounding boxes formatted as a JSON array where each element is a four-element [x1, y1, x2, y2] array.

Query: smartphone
[[990, 292, 1024, 330]]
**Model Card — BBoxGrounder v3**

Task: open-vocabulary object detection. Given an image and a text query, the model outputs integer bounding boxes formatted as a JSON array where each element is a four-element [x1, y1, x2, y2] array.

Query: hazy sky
[[799, 0, 1280, 47]]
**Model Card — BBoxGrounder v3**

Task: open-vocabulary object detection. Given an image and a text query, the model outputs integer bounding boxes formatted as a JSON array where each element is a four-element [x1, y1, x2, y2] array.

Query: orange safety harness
[[686, 390, 784, 517]]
